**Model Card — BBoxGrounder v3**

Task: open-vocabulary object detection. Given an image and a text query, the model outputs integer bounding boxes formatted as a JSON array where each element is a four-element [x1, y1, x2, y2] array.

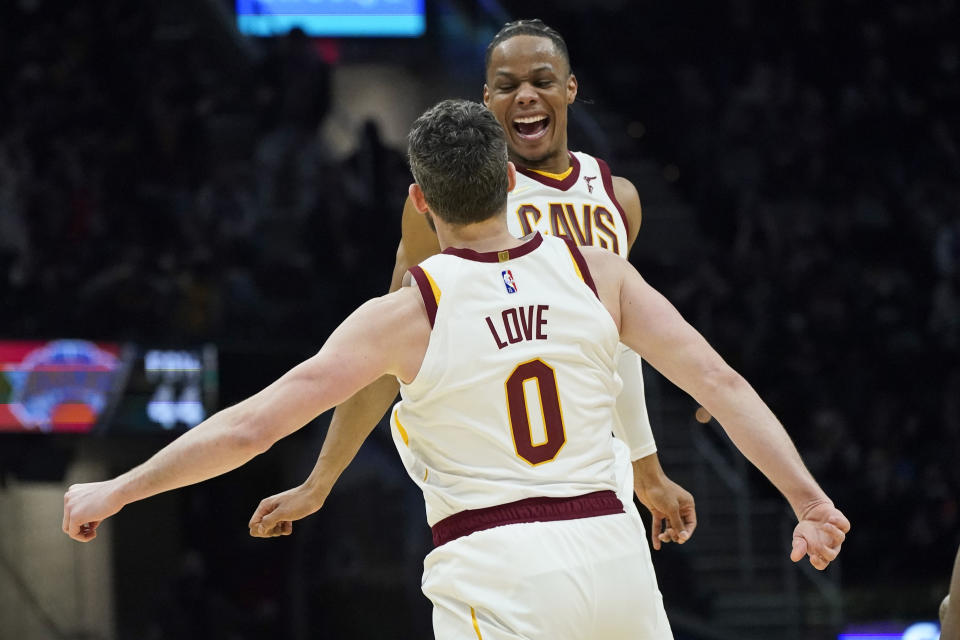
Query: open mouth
[[513, 115, 550, 140]]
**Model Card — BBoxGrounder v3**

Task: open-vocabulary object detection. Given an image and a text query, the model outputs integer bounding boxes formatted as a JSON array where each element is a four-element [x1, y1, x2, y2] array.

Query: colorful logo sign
[[502, 269, 518, 294], [1, 340, 121, 433]]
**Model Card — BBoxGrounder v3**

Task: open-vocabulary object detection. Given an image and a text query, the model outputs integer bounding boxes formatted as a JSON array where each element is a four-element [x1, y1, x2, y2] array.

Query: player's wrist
[[631, 453, 667, 487], [791, 494, 833, 522], [302, 470, 336, 501], [107, 474, 136, 511]]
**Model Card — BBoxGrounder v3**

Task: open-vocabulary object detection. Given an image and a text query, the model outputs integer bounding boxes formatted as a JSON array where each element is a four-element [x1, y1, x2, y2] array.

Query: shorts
[[421, 510, 673, 639]]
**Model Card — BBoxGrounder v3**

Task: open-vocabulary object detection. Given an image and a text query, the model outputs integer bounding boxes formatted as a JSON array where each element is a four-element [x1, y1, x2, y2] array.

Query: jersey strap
[[596, 157, 630, 237], [561, 238, 600, 299], [408, 265, 440, 328]]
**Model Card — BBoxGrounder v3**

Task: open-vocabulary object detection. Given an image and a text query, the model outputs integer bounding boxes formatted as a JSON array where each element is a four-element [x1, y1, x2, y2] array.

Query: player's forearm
[[111, 353, 357, 508], [697, 368, 828, 518], [112, 402, 268, 507], [303, 374, 400, 496], [632, 453, 668, 487]]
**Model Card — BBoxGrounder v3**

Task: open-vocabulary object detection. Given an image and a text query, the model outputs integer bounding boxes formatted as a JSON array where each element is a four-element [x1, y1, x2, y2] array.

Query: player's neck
[[436, 214, 523, 254], [511, 147, 571, 175]]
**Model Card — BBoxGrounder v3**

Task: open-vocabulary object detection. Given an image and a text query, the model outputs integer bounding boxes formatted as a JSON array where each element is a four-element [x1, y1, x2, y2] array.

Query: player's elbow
[[227, 405, 279, 456], [698, 362, 747, 402]]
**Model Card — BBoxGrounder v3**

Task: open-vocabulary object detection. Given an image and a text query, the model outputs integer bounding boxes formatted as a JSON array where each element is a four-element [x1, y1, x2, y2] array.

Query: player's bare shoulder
[[610, 176, 642, 249], [358, 284, 432, 382], [389, 281, 432, 330]]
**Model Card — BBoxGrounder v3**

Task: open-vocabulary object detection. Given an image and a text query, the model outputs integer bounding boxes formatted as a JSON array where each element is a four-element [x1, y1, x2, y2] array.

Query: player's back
[[391, 233, 622, 527], [507, 151, 630, 257]]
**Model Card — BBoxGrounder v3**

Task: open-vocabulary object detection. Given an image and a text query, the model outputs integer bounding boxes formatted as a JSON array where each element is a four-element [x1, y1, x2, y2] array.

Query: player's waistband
[[431, 490, 624, 548]]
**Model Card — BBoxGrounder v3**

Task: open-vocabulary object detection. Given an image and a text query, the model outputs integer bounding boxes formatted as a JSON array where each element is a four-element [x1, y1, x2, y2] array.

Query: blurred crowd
[[2, 0, 959, 627], [0, 1, 407, 346], [547, 0, 960, 591]]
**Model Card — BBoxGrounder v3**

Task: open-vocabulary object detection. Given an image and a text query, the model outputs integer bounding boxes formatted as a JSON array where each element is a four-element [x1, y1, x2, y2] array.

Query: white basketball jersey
[[392, 233, 622, 526], [506, 151, 630, 258]]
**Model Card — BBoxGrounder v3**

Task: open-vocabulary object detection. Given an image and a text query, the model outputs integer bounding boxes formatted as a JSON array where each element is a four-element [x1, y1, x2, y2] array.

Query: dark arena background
[[1, 1, 958, 639]]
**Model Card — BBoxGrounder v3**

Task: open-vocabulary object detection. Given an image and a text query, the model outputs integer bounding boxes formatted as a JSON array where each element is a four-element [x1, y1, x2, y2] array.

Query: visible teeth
[[514, 115, 547, 124]]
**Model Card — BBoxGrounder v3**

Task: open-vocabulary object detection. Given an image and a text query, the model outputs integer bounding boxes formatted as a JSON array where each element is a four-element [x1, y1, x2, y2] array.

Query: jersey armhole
[[561, 239, 600, 300], [408, 265, 440, 328], [596, 157, 629, 238]]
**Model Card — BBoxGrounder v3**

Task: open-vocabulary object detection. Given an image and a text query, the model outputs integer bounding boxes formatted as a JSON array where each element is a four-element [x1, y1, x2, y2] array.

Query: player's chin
[[510, 143, 555, 167]]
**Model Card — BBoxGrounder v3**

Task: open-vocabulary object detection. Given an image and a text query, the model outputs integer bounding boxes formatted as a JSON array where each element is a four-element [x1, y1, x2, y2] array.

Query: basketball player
[[254, 19, 696, 550], [63, 100, 849, 639]]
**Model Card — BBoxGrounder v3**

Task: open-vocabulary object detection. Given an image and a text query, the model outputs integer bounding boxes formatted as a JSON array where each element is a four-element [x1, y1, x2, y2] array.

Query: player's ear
[[409, 183, 430, 214], [507, 161, 517, 192], [482, 84, 491, 107], [566, 74, 578, 104]]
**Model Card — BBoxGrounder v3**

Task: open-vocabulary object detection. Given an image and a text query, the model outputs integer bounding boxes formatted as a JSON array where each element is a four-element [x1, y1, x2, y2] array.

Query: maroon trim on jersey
[[408, 266, 438, 328], [515, 152, 581, 191], [431, 490, 623, 547], [596, 157, 629, 238], [442, 232, 543, 263], [563, 238, 600, 300]]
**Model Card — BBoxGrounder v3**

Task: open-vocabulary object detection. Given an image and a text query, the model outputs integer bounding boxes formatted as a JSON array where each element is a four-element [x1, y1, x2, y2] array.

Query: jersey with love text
[[506, 151, 630, 258], [392, 233, 622, 526]]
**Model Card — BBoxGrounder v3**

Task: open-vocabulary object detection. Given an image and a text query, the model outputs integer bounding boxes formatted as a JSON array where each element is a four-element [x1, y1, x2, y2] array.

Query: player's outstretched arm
[[248, 196, 442, 538], [584, 247, 849, 569], [63, 288, 428, 543]]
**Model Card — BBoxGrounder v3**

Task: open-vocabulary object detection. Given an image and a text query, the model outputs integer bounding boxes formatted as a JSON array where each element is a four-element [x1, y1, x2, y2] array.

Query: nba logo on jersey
[[501, 270, 518, 294]]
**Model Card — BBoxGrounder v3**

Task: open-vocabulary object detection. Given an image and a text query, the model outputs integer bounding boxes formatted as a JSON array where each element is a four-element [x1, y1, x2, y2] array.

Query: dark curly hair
[[484, 19, 571, 75]]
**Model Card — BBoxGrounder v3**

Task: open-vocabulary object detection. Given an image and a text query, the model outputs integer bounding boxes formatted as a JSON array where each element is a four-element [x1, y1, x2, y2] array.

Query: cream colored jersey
[[506, 151, 630, 258], [507, 152, 656, 461], [392, 233, 622, 526]]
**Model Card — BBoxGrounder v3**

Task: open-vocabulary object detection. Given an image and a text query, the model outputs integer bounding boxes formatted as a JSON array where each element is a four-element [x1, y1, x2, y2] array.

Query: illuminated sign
[[0, 340, 217, 435], [840, 621, 941, 640], [236, 0, 425, 37], [0, 340, 122, 433]]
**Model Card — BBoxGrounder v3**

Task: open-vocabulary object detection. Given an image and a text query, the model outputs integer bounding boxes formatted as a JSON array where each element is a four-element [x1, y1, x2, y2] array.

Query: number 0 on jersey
[[505, 359, 567, 465]]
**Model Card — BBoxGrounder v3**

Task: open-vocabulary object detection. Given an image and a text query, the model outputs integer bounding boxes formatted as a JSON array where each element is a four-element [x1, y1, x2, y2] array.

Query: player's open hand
[[62, 480, 124, 543], [790, 500, 849, 570], [249, 484, 327, 538], [635, 476, 697, 550]]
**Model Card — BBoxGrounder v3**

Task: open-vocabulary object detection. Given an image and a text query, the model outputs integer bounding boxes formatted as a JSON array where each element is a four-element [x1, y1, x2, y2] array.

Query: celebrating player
[[253, 18, 696, 549], [63, 99, 848, 638]]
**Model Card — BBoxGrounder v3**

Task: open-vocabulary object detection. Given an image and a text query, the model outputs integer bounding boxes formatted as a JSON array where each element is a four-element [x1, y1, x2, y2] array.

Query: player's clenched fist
[[790, 501, 850, 570], [248, 484, 326, 538], [62, 480, 124, 542]]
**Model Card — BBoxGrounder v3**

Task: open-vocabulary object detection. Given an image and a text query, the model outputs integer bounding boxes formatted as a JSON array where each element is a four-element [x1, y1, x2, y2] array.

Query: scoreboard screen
[[108, 346, 219, 434], [0, 340, 217, 435], [236, 0, 426, 37]]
